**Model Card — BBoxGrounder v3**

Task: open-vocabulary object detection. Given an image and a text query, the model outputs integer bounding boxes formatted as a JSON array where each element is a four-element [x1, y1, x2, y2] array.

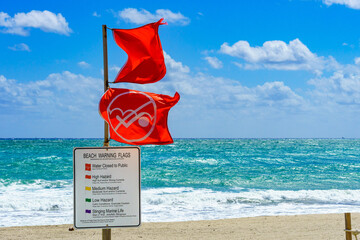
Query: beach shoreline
[[1, 213, 359, 240]]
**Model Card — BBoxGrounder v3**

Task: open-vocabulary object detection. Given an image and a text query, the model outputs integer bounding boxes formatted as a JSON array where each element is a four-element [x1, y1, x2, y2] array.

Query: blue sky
[[2, 0, 360, 138]]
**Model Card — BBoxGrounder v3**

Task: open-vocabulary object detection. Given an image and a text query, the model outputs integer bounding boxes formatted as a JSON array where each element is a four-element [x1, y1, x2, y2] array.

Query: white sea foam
[[141, 188, 360, 222], [0, 180, 73, 227], [1, 181, 360, 227]]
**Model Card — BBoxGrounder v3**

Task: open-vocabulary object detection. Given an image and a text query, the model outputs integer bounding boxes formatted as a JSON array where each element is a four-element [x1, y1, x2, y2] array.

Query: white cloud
[[0, 72, 102, 114], [118, 8, 190, 25], [78, 61, 90, 68], [204, 56, 223, 69], [110, 65, 121, 72], [93, 12, 101, 17], [0, 63, 306, 138], [8, 43, 30, 52], [0, 72, 104, 137], [124, 52, 304, 111], [355, 57, 360, 65], [309, 70, 360, 105], [135, 53, 360, 138], [323, 0, 360, 9], [164, 51, 190, 73], [6, 53, 360, 138], [0, 10, 72, 36], [254, 81, 304, 107], [220, 39, 329, 74]]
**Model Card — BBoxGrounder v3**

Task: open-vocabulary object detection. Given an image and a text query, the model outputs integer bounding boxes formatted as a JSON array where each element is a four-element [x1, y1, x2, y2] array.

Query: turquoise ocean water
[[1, 138, 360, 227]]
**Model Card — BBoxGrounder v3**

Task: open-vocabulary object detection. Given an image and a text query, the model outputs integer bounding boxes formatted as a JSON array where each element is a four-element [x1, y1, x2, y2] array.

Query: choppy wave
[[0, 180, 73, 227], [1, 139, 360, 226], [1, 180, 360, 226], [142, 187, 360, 222]]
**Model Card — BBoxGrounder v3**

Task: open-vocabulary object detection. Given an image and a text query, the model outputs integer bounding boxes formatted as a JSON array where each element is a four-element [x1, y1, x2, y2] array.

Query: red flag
[[99, 88, 179, 145], [85, 164, 91, 171], [112, 19, 167, 84]]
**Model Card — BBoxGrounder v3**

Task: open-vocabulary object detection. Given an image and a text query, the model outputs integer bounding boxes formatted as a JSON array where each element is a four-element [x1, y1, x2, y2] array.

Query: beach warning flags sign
[[99, 88, 180, 145], [112, 18, 167, 84]]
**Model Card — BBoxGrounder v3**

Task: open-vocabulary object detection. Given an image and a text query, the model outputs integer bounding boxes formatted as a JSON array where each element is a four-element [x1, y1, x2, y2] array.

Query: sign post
[[73, 147, 141, 230], [102, 24, 110, 148], [102, 24, 110, 239]]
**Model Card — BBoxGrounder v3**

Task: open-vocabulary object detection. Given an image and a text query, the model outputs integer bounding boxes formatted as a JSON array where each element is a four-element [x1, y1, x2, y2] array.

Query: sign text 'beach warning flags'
[[99, 88, 180, 145], [112, 18, 167, 84]]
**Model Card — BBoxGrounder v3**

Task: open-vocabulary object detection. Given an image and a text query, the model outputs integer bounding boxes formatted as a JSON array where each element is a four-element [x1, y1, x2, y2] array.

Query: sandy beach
[[1, 213, 359, 240]]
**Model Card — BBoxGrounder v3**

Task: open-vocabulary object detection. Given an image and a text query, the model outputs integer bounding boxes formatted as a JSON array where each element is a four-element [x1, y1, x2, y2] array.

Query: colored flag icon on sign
[[99, 88, 180, 145], [85, 164, 91, 171], [85, 175, 91, 179], [112, 18, 167, 84], [85, 186, 91, 191], [85, 209, 91, 214], [85, 198, 91, 202]]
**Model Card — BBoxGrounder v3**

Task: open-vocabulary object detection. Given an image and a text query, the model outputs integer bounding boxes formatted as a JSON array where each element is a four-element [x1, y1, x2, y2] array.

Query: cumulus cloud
[[0, 62, 303, 131], [355, 57, 360, 65], [123, 52, 304, 111], [5, 54, 348, 138], [204, 56, 223, 69], [0, 72, 102, 115], [78, 61, 90, 68], [323, 0, 360, 9], [8, 43, 30, 52], [0, 10, 72, 36], [3, 51, 360, 137], [220, 39, 330, 74], [309, 70, 360, 105], [93, 12, 101, 17], [110, 65, 121, 72], [117, 8, 190, 25], [164, 51, 190, 73]]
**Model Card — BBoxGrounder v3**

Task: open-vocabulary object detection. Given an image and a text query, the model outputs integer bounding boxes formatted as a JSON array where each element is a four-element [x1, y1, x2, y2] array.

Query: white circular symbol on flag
[[107, 91, 157, 143]]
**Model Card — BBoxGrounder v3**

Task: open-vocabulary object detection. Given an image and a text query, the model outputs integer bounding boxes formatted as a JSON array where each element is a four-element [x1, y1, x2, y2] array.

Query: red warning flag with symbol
[[99, 88, 180, 145], [85, 164, 91, 171], [112, 19, 167, 84]]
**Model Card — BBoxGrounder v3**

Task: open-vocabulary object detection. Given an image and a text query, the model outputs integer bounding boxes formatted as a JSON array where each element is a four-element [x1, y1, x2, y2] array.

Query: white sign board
[[73, 147, 140, 229]]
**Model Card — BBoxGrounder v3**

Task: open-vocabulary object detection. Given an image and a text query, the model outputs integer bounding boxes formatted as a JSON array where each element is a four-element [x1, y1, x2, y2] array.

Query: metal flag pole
[[102, 24, 111, 240], [102, 24, 110, 148]]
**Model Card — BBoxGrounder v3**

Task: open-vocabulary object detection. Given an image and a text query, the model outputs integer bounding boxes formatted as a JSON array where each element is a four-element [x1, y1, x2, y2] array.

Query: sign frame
[[73, 146, 141, 229]]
